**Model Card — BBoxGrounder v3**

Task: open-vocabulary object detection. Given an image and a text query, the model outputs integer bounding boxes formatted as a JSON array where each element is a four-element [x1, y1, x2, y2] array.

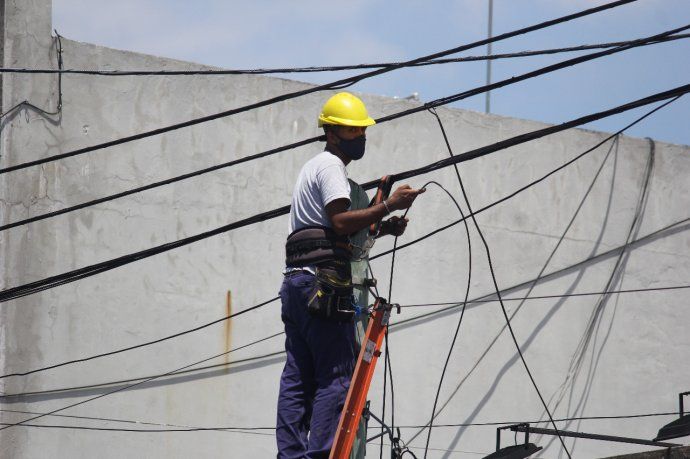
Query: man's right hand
[[387, 184, 425, 211]]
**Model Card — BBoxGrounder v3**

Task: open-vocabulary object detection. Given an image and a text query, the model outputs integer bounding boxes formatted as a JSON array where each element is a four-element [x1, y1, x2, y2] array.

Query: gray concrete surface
[[603, 446, 690, 458], [1, 1, 689, 457]]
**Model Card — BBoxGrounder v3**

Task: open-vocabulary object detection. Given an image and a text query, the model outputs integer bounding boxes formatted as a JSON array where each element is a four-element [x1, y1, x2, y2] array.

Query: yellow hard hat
[[318, 92, 376, 128]]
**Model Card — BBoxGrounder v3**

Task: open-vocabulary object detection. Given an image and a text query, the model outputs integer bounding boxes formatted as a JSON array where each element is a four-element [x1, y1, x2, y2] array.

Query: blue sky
[[53, 0, 690, 145]]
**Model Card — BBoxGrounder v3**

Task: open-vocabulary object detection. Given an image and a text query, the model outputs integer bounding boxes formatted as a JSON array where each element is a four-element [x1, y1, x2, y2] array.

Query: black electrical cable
[[371, 94, 684, 261], [422, 113, 474, 458], [1, 84, 687, 304], [382, 180, 469, 459], [379, 332, 389, 458], [3, 217, 685, 400], [430, 115, 572, 458], [0, 332, 283, 432], [399, 411, 685, 429], [0, 410, 681, 434], [0, 409, 272, 433], [0, 97, 681, 395], [393, 217, 690, 330], [411, 128, 619, 449], [400, 285, 690, 308], [536, 137, 655, 454], [0, 351, 286, 399], [0, 31, 63, 120], [3, 24, 684, 233], [0, 0, 638, 175], [0, 422, 273, 435], [0, 296, 279, 379], [3, 32, 688, 77]]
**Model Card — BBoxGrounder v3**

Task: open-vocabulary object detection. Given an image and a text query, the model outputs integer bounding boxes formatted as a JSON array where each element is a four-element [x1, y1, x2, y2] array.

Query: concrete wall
[[1, 1, 689, 457]]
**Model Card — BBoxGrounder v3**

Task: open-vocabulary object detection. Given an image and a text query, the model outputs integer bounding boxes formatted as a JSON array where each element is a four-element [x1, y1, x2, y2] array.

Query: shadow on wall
[[0, 354, 286, 404], [428, 140, 656, 458]]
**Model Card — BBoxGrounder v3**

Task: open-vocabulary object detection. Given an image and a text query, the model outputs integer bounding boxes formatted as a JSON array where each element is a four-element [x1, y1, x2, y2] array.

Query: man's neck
[[325, 143, 351, 166]]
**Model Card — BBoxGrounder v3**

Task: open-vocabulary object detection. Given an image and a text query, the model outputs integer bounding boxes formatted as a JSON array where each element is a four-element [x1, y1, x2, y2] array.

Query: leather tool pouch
[[307, 262, 355, 323]]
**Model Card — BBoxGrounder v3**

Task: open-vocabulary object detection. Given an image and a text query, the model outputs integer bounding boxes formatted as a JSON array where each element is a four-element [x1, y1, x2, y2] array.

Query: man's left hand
[[382, 216, 408, 237]]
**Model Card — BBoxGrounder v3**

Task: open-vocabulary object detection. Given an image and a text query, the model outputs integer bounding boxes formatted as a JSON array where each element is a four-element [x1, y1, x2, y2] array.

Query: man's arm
[[326, 184, 425, 236]]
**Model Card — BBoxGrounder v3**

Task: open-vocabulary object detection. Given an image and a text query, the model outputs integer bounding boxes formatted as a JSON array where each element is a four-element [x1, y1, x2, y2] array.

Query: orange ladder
[[329, 298, 394, 459]]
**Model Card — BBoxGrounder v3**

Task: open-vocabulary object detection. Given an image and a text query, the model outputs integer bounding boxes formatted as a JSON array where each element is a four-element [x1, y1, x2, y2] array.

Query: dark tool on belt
[[307, 264, 356, 323]]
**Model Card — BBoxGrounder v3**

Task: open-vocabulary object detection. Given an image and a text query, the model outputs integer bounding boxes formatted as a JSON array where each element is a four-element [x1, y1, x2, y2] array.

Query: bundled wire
[[428, 112, 572, 457], [380, 180, 468, 458], [0, 94, 683, 397], [393, 216, 690, 331], [2, 221, 686, 399], [0, 409, 681, 434], [3, 23, 687, 233], [420, 114, 474, 458], [371, 95, 683, 261], [534, 137, 655, 453], [1, 83, 687, 304], [400, 285, 690, 308], [409, 133, 621, 448], [1, 33, 687, 76], [0, 95, 682, 403], [0, 0, 640, 175], [1, 92, 677, 383]]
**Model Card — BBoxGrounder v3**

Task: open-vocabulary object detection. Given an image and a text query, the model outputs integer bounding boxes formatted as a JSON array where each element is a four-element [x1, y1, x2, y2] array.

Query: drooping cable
[[0, 296, 279, 379], [535, 137, 655, 454], [2, 88, 678, 383], [393, 217, 690, 330], [379, 332, 390, 458], [411, 119, 619, 449], [0, 409, 274, 434], [1, 84, 687, 304], [3, 32, 688, 77], [0, 332, 284, 432], [371, 94, 684, 261], [2, 220, 685, 399], [399, 285, 690, 308], [3, 24, 685, 233], [422, 111, 474, 458], [0, 0, 638, 174], [0, 31, 63, 120], [0, 99, 681, 393], [0, 406, 682, 434], [382, 180, 469, 458], [1, 351, 285, 399], [0, 422, 274, 435], [430, 114, 572, 457]]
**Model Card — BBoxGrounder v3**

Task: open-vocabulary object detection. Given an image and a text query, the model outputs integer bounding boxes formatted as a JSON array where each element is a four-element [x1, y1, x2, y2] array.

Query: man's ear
[[325, 126, 340, 144]]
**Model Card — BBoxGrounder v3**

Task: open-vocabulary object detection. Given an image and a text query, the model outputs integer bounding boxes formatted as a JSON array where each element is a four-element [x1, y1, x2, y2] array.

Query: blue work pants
[[276, 271, 358, 458]]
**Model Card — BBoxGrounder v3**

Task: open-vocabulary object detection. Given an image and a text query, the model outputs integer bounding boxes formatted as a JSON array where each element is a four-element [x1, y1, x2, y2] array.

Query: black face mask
[[336, 134, 366, 161]]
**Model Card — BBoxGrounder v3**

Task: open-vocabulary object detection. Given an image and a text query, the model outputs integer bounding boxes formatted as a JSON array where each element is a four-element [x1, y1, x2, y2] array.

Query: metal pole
[[485, 0, 494, 113], [510, 425, 681, 448]]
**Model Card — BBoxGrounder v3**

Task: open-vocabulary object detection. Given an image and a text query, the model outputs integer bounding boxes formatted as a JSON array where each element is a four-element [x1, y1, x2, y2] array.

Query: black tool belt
[[285, 226, 352, 267], [285, 226, 355, 322]]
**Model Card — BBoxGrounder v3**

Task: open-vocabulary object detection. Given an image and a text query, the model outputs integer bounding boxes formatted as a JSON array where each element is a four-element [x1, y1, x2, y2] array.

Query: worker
[[276, 92, 424, 458]]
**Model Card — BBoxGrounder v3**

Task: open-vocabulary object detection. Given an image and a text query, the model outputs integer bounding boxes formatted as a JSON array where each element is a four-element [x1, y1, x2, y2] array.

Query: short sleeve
[[317, 163, 351, 207]]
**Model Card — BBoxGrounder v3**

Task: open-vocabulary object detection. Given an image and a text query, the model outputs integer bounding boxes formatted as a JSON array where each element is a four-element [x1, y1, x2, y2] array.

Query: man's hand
[[386, 184, 425, 211], [381, 216, 408, 237]]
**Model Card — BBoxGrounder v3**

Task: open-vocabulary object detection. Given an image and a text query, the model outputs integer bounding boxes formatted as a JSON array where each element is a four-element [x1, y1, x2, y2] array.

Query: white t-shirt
[[289, 151, 351, 234]]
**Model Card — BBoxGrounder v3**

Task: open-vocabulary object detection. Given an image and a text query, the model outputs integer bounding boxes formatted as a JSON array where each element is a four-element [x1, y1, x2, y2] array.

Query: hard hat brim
[[318, 114, 376, 128]]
